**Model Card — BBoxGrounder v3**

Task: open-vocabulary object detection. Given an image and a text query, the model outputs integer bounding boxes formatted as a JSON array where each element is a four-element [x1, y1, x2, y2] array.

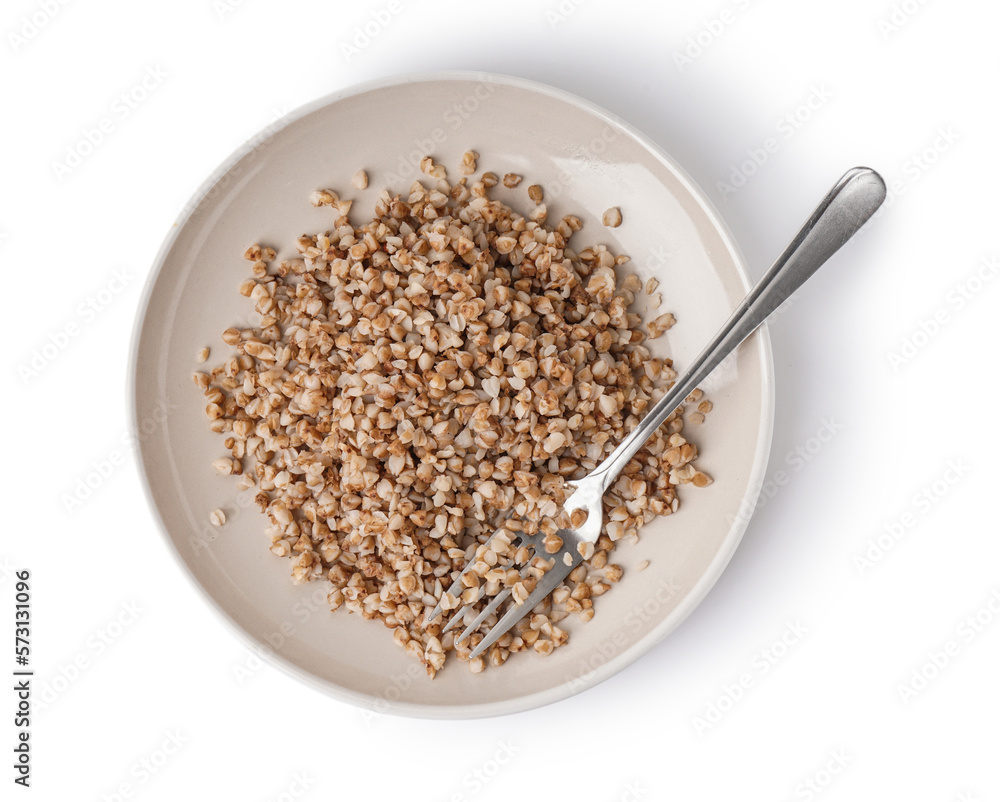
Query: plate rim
[[128, 69, 775, 719]]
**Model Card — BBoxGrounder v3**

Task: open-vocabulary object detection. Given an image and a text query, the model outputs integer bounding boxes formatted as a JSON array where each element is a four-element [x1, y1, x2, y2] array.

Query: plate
[[130, 71, 774, 718]]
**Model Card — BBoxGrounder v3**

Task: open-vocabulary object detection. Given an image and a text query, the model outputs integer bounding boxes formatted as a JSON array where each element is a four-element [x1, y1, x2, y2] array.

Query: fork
[[427, 166, 887, 660]]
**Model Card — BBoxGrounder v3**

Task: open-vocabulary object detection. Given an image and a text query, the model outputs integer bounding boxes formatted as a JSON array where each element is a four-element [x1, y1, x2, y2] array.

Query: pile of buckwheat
[[193, 152, 713, 676]]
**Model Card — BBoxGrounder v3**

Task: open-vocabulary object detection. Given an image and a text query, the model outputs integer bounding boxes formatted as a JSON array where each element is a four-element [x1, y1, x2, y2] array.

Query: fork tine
[[453, 586, 513, 642], [468, 549, 583, 660], [426, 543, 487, 624], [427, 523, 530, 624], [440, 601, 477, 635], [451, 559, 535, 642], [440, 540, 532, 635], [427, 577, 467, 625]]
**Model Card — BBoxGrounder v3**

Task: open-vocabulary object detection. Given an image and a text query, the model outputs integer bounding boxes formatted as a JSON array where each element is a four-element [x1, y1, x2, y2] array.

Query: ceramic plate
[[130, 71, 774, 718]]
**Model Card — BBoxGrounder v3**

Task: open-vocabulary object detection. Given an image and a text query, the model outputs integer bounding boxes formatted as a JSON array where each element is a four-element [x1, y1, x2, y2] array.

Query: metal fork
[[427, 166, 887, 660]]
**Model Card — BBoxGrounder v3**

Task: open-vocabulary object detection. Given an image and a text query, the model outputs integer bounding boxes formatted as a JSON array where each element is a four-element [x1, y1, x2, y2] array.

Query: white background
[[3, 0, 999, 799]]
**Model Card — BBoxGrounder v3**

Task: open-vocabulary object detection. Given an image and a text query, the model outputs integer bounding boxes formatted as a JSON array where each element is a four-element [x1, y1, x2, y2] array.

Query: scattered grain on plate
[[698, 400, 713, 415], [637, 559, 649, 571], [310, 189, 338, 207], [210, 508, 226, 527], [645, 277, 659, 295], [212, 457, 234, 475], [622, 273, 642, 293], [196, 159, 714, 676], [419, 156, 447, 180], [196, 346, 210, 363], [647, 311, 676, 339], [528, 184, 543, 203], [352, 170, 368, 190], [602, 206, 622, 228], [243, 244, 276, 261], [459, 150, 479, 176], [689, 412, 705, 425], [502, 172, 522, 188]]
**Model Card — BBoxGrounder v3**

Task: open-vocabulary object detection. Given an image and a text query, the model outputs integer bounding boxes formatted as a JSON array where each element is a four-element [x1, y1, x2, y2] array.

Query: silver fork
[[427, 166, 887, 660]]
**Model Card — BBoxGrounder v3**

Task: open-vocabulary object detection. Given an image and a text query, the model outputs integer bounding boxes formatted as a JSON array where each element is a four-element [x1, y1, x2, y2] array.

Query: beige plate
[[130, 72, 774, 718]]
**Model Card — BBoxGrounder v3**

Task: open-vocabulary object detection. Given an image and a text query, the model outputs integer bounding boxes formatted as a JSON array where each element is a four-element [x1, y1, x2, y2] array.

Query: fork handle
[[588, 167, 886, 490]]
